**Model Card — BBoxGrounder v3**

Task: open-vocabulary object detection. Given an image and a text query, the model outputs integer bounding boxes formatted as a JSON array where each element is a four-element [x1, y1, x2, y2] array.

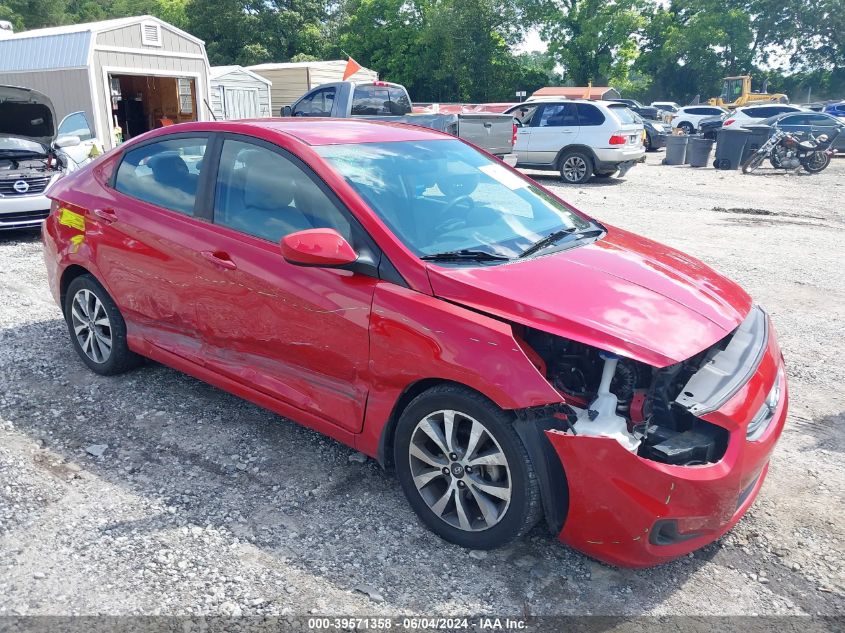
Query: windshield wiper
[[421, 249, 511, 262], [519, 227, 604, 258]]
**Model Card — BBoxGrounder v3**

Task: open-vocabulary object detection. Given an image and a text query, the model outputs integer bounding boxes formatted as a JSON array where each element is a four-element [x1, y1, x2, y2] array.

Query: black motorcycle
[[742, 126, 841, 174]]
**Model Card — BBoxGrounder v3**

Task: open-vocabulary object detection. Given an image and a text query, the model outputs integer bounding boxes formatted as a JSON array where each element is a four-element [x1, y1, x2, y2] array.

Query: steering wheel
[[433, 195, 474, 234]]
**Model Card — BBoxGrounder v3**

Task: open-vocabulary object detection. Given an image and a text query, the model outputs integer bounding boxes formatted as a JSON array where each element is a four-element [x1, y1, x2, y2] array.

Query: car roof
[[762, 111, 837, 124], [165, 118, 454, 146]]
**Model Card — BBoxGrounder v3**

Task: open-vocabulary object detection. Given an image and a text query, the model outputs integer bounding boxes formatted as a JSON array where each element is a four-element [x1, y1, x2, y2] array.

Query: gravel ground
[[0, 154, 843, 618]]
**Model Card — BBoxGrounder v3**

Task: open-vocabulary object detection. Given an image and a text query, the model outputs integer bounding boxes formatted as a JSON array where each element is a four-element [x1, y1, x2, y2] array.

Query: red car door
[[94, 134, 212, 362], [192, 136, 378, 433]]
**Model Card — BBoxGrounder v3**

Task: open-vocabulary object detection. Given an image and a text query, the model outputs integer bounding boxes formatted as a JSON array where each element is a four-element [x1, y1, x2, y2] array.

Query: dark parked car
[[761, 111, 845, 153], [699, 114, 727, 140], [822, 101, 845, 119], [631, 111, 668, 150], [607, 99, 662, 121]]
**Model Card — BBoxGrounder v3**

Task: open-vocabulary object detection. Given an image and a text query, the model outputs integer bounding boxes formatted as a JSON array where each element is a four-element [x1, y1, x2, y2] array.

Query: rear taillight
[[512, 123, 517, 146], [609, 134, 626, 145], [724, 119, 736, 126]]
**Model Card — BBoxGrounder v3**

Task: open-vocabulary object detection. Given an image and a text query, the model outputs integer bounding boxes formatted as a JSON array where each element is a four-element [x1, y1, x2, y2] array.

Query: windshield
[[317, 140, 595, 260], [0, 137, 47, 154]]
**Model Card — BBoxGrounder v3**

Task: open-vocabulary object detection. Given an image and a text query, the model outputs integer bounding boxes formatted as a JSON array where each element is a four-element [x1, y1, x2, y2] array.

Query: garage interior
[[109, 74, 198, 139]]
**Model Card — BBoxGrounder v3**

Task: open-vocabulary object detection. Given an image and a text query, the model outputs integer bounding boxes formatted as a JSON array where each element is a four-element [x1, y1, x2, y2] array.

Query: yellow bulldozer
[[708, 75, 788, 109]]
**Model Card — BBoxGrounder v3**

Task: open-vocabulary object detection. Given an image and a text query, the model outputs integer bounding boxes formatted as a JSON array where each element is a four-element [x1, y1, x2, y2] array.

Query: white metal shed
[[209, 66, 272, 120], [0, 15, 212, 149], [247, 60, 378, 116]]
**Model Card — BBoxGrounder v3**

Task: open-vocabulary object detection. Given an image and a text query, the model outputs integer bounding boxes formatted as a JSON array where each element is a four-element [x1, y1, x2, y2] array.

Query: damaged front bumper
[[546, 320, 787, 567]]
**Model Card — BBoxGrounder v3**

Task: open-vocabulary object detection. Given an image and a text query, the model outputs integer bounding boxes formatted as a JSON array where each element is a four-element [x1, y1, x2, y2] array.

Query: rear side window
[[213, 139, 351, 243], [575, 103, 605, 126], [352, 85, 412, 115], [113, 137, 207, 215], [608, 105, 636, 124]]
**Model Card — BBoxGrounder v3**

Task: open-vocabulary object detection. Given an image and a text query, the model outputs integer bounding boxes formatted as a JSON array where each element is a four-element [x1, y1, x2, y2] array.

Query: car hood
[[426, 226, 753, 368], [0, 85, 57, 147]]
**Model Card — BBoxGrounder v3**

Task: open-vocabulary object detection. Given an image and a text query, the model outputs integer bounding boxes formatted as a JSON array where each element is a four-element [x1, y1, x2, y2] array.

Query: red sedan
[[42, 119, 787, 567]]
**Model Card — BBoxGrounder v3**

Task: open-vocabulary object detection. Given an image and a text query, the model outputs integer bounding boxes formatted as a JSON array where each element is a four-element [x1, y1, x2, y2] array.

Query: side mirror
[[281, 228, 358, 268], [55, 135, 81, 148], [282, 105, 292, 117]]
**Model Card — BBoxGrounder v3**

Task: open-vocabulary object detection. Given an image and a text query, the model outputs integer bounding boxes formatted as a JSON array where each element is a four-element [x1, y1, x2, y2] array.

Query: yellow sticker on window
[[58, 208, 85, 232]]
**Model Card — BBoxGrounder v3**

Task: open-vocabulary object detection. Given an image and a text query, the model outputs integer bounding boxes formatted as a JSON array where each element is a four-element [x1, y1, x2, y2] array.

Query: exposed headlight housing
[[747, 366, 783, 441]]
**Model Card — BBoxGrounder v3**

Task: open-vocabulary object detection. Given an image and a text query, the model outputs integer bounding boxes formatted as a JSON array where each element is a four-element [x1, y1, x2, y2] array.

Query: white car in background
[[0, 86, 100, 230], [505, 99, 645, 184], [670, 105, 729, 133], [722, 104, 805, 129]]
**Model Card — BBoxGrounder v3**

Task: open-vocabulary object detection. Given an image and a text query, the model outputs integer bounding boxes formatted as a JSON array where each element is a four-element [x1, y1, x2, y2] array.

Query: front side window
[[58, 112, 93, 141], [308, 88, 335, 116], [317, 139, 594, 260], [213, 139, 350, 243], [292, 94, 314, 117], [113, 137, 207, 215], [536, 103, 578, 127]]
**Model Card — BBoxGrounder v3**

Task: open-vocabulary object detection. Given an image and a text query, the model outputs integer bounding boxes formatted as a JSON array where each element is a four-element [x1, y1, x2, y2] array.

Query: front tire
[[64, 274, 142, 375], [558, 150, 594, 184], [742, 152, 766, 174], [394, 385, 542, 549]]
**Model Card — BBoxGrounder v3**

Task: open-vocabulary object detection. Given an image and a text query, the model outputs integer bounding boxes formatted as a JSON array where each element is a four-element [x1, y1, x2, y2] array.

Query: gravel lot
[[1, 154, 843, 619]]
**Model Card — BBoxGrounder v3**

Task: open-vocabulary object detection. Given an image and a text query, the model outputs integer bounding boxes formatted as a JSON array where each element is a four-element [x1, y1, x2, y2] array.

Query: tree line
[[1, 0, 842, 104]]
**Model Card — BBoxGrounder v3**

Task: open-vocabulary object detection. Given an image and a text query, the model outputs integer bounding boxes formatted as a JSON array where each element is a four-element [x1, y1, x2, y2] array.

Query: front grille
[[0, 175, 51, 196]]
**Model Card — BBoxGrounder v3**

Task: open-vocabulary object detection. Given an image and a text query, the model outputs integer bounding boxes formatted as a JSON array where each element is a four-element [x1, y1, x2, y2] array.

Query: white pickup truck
[[282, 81, 515, 162]]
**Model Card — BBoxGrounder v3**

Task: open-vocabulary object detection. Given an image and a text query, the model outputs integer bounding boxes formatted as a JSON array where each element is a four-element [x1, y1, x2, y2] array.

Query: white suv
[[670, 106, 729, 133], [505, 100, 645, 184], [723, 104, 804, 128]]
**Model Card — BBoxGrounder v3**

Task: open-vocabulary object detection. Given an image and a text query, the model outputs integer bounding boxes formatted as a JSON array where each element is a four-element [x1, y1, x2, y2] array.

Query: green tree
[[520, 0, 646, 86]]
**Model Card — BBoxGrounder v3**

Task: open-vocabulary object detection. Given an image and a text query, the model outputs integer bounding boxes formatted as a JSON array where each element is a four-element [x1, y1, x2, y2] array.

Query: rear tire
[[394, 385, 542, 549], [678, 122, 694, 135], [64, 275, 142, 375], [741, 152, 766, 174], [558, 150, 594, 184], [803, 152, 830, 173]]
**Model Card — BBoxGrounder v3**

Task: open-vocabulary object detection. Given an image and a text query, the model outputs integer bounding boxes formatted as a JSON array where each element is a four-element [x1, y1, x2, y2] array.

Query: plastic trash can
[[741, 124, 774, 164], [688, 137, 715, 167], [663, 135, 689, 165], [714, 127, 750, 169]]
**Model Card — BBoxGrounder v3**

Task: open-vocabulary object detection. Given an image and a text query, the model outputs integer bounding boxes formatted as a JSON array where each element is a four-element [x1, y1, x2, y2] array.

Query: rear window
[[351, 85, 411, 115], [607, 105, 636, 124]]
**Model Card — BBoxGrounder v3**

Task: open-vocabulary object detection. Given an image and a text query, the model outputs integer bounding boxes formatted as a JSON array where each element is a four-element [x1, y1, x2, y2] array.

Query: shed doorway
[[108, 73, 198, 140]]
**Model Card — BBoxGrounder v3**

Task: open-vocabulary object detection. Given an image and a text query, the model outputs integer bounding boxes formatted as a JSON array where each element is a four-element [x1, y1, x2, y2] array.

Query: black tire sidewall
[[64, 275, 139, 375], [680, 122, 694, 135], [394, 387, 538, 550]]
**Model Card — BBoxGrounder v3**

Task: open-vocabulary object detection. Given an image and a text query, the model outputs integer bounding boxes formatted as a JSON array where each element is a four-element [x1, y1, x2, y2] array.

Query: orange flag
[[342, 57, 362, 81]]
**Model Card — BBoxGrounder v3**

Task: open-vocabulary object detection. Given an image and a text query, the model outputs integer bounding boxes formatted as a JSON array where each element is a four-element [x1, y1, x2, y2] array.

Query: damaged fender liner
[[513, 405, 572, 534], [676, 306, 769, 416]]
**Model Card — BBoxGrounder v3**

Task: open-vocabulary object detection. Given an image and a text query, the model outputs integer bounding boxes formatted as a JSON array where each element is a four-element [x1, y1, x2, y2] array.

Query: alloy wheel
[[408, 409, 512, 532], [70, 288, 112, 364], [561, 156, 588, 182]]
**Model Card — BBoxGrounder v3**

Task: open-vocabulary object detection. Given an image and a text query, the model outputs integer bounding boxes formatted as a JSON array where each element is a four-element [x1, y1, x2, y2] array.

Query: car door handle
[[93, 208, 117, 223], [201, 250, 237, 270], [483, 122, 493, 128]]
